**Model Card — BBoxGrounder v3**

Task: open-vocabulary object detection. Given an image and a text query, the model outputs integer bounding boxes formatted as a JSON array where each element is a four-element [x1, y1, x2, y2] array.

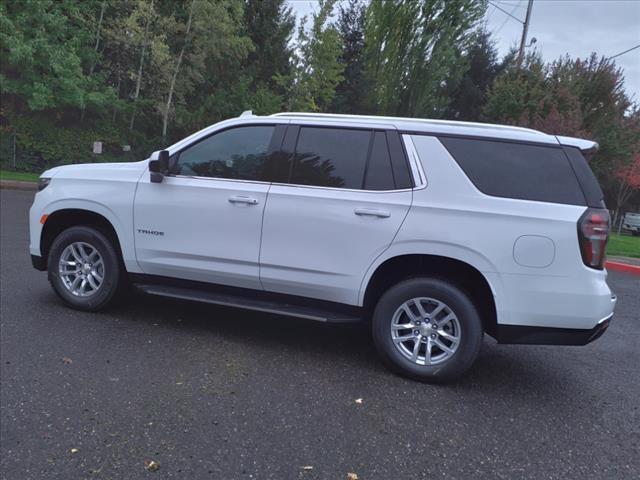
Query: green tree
[[290, 0, 344, 112], [243, 0, 294, 92], [331, 0, 367, 114], [446, 29, 505, 121], [363, 0, 486, 117], [158, 0, 251, 139], [0, 0, 115, 114]]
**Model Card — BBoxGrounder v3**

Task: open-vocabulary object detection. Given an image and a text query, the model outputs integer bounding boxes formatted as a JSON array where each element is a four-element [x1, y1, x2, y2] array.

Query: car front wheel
[[372, 277, 483, 382], [47, 225, 123, 311]]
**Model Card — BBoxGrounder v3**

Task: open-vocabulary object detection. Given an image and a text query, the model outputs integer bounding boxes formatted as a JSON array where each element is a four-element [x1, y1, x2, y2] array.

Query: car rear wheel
[[372, 277, 483, 382], [47, 226, 123, 311]]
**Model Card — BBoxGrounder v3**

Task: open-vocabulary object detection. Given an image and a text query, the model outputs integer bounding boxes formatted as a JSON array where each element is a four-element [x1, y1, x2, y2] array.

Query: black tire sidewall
[[372, 277, 483, 382], [47, 226, 121, 311]]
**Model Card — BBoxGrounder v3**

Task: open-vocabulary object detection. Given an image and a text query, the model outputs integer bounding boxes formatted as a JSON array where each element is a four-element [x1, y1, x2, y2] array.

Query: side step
[[134, 284, 362, 324]]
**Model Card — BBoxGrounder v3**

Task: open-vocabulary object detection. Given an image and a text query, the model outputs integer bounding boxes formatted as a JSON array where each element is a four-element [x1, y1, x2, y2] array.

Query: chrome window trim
[[165, 174, 272, 186], [268, 181, 413, 194], [402, 134, 427, 190]]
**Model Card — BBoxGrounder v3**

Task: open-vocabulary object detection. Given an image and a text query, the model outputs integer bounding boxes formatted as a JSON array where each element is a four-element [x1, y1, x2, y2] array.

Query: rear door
[[134, 124, 282, 289], [259, 123, 413, 305]]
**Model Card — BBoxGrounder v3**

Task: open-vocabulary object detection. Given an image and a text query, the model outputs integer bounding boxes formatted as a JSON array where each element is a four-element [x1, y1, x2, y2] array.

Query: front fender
[[29, 177, 141, 273]]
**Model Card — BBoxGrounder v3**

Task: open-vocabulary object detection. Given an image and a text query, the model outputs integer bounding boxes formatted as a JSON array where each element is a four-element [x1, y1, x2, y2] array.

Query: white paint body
[[29, 113, 616, 331]]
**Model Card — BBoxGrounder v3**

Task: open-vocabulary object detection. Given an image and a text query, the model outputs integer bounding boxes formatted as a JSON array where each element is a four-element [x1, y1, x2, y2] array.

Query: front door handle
[[354, 208, 391, 218], [228, 196, 259, 205]]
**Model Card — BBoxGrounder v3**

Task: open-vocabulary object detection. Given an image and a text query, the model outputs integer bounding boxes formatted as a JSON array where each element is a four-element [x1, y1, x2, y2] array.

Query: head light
[[37, 177, 51, 191]]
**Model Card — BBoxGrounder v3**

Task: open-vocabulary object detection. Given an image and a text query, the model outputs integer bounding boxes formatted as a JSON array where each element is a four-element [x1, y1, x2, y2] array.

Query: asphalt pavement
[[1, 188, 639, 480]]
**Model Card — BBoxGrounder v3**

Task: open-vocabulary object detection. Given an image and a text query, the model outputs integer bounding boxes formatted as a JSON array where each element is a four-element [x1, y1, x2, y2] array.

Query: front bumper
[[495, 313, 613, 345]]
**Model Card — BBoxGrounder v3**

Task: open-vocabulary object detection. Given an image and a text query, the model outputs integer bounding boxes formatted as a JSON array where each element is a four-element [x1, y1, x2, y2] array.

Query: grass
[[0, 170, 40, 182], [607, 233, 640, 259]]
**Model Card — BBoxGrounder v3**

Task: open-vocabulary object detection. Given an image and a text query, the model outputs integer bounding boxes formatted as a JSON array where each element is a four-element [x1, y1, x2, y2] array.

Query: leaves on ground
[[61, 357, 73, 364], [144, 460, 160, 472]]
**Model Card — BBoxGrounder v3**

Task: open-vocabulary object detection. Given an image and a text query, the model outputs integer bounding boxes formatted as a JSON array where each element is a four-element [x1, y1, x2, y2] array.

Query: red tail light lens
[[578, 208, 610, 269]]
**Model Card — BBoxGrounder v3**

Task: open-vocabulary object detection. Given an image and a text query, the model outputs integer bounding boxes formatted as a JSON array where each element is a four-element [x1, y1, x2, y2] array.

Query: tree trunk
[[130, 0, 154, 131], [90, 1, 106, 76], [112, 74, 122, 123], [80, 0, 107, 123], [162, 0, 195, 139]]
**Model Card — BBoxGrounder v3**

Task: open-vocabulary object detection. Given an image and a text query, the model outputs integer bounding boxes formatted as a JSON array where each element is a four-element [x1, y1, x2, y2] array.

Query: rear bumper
[[496, 313, 613, 345], [31, 254, 46, 271]]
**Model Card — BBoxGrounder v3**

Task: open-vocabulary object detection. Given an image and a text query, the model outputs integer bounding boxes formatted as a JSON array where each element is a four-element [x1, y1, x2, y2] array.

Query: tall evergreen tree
[[244, 0, 294, 90], [331, 0, 367, 114], [446, 29, 504, 121]]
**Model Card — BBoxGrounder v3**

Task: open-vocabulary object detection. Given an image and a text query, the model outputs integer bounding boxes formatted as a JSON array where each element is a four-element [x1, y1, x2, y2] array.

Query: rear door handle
[[354, 208, 391, 218], [228, 196, 259, 205]]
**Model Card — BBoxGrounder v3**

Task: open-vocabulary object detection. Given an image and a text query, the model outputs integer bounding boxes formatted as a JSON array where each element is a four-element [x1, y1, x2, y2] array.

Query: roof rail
[[271, 112, 544, 135], [239, 110, 254, 118]]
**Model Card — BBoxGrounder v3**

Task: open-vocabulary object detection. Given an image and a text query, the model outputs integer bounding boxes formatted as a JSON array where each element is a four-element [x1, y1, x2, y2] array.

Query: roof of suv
[[268, 112, 597, 151]]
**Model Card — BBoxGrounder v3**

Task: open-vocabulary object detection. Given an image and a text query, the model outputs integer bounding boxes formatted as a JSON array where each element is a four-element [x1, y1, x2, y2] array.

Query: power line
[[492, 1, 522, 36], [488, 0, 524, 24], [608, 44, 640, 60]]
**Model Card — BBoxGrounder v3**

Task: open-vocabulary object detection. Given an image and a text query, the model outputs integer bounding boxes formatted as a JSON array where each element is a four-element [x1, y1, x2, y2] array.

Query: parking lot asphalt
[[1, 188, 639, 480]]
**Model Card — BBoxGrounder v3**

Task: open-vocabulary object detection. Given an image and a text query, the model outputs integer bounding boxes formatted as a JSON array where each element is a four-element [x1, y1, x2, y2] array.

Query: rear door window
[[439, 137, 587, 205], [290, 127, 372, 189]]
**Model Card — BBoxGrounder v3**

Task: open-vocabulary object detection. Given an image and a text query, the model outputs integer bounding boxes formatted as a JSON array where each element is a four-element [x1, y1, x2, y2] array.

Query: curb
[[606, 261, 640, 276], [0, 180, 37, 191]]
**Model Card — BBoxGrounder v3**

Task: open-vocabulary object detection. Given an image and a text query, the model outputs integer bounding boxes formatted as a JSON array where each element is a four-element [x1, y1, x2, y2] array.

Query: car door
[[259, 124, 414, 305], [134, 124, 282, 289]]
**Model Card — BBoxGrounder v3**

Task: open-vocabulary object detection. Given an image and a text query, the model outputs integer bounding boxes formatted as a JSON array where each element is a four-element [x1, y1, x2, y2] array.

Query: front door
[[134, 124, 278, 289]]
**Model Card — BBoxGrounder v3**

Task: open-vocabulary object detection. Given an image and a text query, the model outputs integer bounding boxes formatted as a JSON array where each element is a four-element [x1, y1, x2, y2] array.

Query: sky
[[286, 0, 640, 101]]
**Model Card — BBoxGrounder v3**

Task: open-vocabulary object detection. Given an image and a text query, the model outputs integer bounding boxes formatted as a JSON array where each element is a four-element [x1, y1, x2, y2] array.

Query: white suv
[[29, 112, 616, 381]]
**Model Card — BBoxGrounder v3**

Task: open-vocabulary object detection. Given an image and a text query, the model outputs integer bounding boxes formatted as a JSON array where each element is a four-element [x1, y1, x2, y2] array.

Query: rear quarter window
[[439, 137, 587, 206]]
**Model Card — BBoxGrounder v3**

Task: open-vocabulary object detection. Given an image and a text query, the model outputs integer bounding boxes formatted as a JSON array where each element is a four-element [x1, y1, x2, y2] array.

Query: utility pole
[[517, 0, 534, 68]]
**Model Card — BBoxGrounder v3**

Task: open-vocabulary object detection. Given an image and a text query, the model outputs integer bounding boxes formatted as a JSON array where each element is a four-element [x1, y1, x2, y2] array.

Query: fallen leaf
[[62, 357, 73, 364], [347, 473, 359, 480], [70, 448, 79, 454], [144, 460, 160, 472], [355, 398, 363, 404], [302, 466, 314, 470]]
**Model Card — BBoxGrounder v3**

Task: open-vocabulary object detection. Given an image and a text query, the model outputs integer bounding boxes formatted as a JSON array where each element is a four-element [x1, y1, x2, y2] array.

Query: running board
[[134, 284, 361, 324]]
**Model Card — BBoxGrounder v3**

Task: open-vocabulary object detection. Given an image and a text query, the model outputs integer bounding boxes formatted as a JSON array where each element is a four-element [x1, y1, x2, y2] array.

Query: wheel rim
[[58, 242, 105, 297], [390, 297, 461, 366]]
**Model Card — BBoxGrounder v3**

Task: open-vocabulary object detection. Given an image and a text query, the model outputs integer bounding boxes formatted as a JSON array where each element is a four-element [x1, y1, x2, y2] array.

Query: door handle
[[228, 196, 259, 205], [354, 208, 391, 218]]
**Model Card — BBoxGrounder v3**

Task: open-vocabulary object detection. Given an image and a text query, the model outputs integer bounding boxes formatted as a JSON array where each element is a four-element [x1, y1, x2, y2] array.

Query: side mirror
[[149, 150, 170, 183]]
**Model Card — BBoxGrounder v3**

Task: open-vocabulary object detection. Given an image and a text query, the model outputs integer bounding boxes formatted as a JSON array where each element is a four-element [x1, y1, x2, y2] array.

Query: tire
[[632, 231, 639, 237], [371, 277, 483, 383], [47, 225, 123, 311]]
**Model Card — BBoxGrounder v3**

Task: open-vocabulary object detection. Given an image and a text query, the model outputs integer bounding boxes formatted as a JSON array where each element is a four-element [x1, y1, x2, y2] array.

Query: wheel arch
[[362, 253, 498, 337], [40, 208, 124, 270]]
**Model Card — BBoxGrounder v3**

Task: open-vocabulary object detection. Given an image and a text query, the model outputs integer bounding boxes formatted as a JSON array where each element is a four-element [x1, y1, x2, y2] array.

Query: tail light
[[578, 208, 610, 269]]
